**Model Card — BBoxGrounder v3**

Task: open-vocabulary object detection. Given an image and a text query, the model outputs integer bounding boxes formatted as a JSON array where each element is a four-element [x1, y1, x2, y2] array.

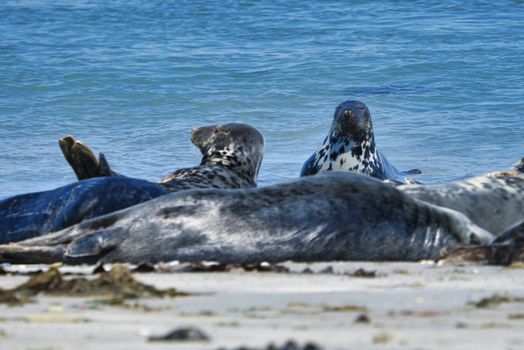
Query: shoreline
[[1, 261, 523, 349]]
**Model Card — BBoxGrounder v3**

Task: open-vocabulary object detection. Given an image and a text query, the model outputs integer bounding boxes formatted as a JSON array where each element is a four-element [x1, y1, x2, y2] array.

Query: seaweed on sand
[[0, 265, 186, 306]]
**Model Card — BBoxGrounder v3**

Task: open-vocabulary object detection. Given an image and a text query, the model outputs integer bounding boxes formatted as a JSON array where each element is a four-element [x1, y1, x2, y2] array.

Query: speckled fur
[[303, 132, 383, 178], [159, 123, 264, 191], [400, 169, 524, 235], [301, 100, 419, 183]]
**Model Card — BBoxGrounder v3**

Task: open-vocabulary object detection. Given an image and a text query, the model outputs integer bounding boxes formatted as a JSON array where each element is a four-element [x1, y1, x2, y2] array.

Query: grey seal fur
[[0, 173, 493, 265], [300, 100, 420, 183], [0, 123, 264, 244], [400, 162, 524, 235]]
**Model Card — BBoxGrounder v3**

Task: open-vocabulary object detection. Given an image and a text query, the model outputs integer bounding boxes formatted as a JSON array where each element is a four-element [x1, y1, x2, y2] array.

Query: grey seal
[[0, 173, 493, 265], [300, 100, 420, 183], [400, 162, 524, 235], [58, 122, 265, 191], [0, 123, 264, 244]]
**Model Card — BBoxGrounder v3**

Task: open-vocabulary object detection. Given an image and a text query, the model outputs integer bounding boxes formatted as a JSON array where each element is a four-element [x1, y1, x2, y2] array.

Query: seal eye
[[357, 106, 367, 114]]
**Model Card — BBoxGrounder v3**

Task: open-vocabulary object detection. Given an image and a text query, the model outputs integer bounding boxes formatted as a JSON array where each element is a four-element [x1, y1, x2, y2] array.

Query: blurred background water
[[1, 0, 523, 198]]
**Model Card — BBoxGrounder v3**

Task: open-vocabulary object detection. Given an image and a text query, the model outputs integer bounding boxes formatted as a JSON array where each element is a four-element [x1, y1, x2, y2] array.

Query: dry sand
[[1, 261, 524, 350]]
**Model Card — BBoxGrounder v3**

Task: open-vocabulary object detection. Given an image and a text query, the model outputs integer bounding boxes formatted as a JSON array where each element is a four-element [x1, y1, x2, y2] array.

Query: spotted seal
[[400, 159, 524, 235], [0, 123, 264, 244], [159, 123, 264, 191], [58, 123, 264, 192], [0, 172, 494, 265], [300, 100, 420, 183]]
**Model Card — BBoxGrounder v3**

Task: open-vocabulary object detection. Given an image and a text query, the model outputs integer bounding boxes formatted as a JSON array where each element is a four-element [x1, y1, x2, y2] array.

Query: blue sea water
[[1, 0, 523, 199]]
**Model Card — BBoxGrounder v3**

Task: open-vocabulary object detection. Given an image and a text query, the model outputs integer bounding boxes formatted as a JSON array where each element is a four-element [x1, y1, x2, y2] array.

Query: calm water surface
[[1, 1, 523, 198]]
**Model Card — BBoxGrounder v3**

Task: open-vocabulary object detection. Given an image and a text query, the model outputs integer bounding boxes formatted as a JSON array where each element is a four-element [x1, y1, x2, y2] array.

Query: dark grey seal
[[300, 100, 420, 183], [0, 173, 493, 265], [400, 161, 524, 235], [0, 123, 264, 244]]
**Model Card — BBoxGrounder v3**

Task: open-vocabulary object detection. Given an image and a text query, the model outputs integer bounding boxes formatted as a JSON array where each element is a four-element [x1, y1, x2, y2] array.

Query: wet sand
[[1, 261, 524, 350]]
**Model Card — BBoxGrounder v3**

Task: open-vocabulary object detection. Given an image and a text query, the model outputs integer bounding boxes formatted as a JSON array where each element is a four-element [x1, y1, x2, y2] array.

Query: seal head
[[332, 100, 372, 142], [160, 123, 264, 191], [192, 123, 264, 184], [300, 100, 420, 183]]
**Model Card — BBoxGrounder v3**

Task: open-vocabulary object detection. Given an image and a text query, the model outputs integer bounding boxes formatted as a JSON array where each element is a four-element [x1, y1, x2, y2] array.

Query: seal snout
[[334, 101, 370, 137]]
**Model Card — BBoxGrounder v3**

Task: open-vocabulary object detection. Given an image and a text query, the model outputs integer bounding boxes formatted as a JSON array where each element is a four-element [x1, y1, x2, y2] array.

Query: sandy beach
[[1, 261, 523, 350]]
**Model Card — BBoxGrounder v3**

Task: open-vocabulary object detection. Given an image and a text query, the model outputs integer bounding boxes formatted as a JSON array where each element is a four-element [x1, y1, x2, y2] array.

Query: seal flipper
[[300, 153, 320, 177], [491, 219, 524, 245], [59, 135, 119, 180], [63, 231, 120, 265], [98, 153, 118, 177], [58, 136, 77, 175], [0, 222, 126, 265], [0, 244, 66, 264], [59, 136, 99, 180], [438, 219, 524, 265]]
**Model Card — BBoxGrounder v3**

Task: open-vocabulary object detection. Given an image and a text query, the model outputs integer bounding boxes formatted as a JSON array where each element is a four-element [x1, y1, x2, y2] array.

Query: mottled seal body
[[0, 123, 264, 244], [400, 170, 524, 235], [0, 173, 493, 265], [300, 100, 420, 183]]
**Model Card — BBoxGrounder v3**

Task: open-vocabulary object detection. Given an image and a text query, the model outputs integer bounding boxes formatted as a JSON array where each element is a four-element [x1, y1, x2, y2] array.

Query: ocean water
[[1, 0, 523, 199]]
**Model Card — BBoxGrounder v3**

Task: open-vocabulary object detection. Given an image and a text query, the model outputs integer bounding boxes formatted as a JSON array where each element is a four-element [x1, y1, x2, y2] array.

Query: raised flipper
[[59, 136, 118, 180]]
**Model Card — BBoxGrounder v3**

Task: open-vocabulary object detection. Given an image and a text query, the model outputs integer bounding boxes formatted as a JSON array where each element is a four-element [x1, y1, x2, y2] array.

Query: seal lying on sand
[[300, 100, 420, 183], [0, 123, 264, 244], [400, 161, 524, 235], [0, 173, 493, 265]]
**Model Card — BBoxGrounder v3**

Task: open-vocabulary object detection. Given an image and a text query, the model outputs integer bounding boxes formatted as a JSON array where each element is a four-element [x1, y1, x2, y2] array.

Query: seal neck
[[319, 127, 383, 178], [201, 145, 263, 185], [326, 128, 377, 155]]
